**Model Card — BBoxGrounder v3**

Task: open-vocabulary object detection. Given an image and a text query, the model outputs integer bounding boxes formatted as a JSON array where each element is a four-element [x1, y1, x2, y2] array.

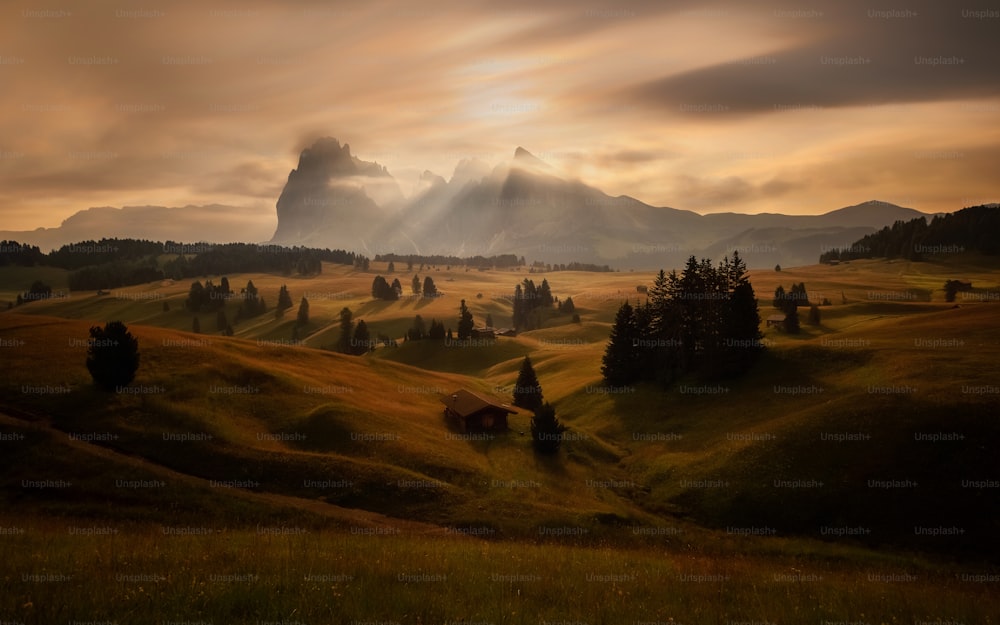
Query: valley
[[2, 255, 999, 622]]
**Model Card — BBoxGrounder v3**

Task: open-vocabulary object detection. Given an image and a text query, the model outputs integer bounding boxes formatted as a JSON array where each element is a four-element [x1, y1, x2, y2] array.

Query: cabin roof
[[441, 389, 517, 418]]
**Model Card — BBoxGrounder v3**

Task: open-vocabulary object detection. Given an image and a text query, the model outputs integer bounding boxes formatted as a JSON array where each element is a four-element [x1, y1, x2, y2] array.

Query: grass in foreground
[[1, 516, 997, 625]]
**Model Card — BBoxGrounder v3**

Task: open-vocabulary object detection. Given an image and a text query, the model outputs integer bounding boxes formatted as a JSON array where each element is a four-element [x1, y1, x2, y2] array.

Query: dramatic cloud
[[0, 0, 997, 230]]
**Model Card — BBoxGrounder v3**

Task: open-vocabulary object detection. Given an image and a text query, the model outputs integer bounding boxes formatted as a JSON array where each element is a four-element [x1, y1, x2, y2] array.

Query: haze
[[1, 0, 998, 231]]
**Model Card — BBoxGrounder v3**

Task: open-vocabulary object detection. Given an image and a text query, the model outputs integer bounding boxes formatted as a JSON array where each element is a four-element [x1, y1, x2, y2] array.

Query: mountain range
[[2, 137, 936, 269], [268, 138, 933, 268]]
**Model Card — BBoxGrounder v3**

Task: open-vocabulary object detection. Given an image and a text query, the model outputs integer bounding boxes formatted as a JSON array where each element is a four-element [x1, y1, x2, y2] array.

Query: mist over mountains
[[1, 137, 934, 269], [269, 138, 931, 268]]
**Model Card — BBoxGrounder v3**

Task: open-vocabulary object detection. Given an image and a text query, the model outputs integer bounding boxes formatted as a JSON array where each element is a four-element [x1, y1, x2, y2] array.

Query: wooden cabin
[[441, 389, 516, 433]]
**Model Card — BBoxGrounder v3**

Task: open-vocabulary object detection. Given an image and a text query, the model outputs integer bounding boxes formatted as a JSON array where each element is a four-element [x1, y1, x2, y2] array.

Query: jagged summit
[[271, 137, 402, 245], [510, 146, 556, 175]]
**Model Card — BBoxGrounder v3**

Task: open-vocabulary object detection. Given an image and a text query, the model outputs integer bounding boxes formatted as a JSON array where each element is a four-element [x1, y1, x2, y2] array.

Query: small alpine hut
[[766, 314, 787, 328], [441, 389, 516, 433]]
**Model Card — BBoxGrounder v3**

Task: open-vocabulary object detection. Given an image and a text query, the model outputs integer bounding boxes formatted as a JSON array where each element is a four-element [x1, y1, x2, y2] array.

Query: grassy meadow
[[2, 254, 999, 622]]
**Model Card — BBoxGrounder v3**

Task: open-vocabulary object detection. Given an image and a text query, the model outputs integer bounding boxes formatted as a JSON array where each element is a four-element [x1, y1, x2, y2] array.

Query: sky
[[1, 0, 999, 231]]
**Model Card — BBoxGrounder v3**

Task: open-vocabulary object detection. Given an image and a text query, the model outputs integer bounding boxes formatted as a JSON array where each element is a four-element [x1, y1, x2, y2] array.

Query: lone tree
[[513, 355, 543, 411], [337, 307, 354, 354], [807, 304, 821, 325], [277, 285, 293, 312], [531, 402, 565, 454], [296, 297, 309, 326], [352, 319, 371, 354], [85, 321, 140, 391], [423, 276, 438, 297], [412, 274, 422, 295], [457, 299, 474, 339]]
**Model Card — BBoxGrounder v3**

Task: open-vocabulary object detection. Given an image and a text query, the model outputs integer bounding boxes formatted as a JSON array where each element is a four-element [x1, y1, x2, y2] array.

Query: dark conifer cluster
[[602, 252, 763, 386]]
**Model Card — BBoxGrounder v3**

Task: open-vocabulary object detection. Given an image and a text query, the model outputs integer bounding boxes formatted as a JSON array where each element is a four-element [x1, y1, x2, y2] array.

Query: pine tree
[[807, 304, 821, 325], [428, 319, 445, 340], [512, 283, 525, 330], [773, 285, 786, 310], [457, 299, 474, 339], [423, 276, 437, 297], [602, 302, 639, 385], [297, 297, 309, 326], [186, 281, 205, 312], [784, 308, 801, 333], [720, 270, 763, 376], [371, 275, 398, 300], [412, 274, 421, 295], [352, 320, 371, 354], [531, 402, 565, 454], [387, 261, 395, 273], [85, 321, 140, 391], [277, 285, 293, 311], [409, 315, 426, 341], [539, 279, 553, 307], [391, 278, 403, 297], [513, 356, 543, 411], [561, 297, 575, 314], [337, 307, 353, 354], [220, 276, 231, 294], [241, 280, 261, 317]]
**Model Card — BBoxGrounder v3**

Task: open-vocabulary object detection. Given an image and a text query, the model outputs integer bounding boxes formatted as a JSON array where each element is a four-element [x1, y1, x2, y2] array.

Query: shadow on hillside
[[353, 299, 395, 316], [531, 451, 571, 477], [413, 296, 441, 311]]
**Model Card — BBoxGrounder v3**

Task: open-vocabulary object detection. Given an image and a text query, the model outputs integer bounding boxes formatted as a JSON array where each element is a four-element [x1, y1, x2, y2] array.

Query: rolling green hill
[[2, 257, 1000, 621]]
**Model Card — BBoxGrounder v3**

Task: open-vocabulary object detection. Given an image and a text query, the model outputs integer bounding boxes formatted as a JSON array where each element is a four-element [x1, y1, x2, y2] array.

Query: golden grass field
[[2, 254, 999, 622]]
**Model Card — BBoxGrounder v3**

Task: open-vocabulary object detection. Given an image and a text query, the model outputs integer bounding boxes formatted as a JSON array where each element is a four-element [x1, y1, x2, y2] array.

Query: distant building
[[441, 389, 516, 433], [766, 314, 786, 328], [471, 327, 496, 339]]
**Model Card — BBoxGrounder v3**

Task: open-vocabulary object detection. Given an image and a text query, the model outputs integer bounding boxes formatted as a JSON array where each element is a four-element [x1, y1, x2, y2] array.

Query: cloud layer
[[0, 0, 997, 230]]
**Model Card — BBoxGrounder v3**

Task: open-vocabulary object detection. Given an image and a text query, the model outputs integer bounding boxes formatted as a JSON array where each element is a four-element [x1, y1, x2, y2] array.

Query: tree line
[[374, 253, 523, 270], [0, 238, 356, 291], [819, 204, 1000, 263]]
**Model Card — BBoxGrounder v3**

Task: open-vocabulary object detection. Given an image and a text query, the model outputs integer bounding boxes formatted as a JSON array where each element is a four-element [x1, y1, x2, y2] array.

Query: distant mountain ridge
[[0, 204, 276, 253], [269, 137, 936, 268], [2, 138, 944, 268]]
